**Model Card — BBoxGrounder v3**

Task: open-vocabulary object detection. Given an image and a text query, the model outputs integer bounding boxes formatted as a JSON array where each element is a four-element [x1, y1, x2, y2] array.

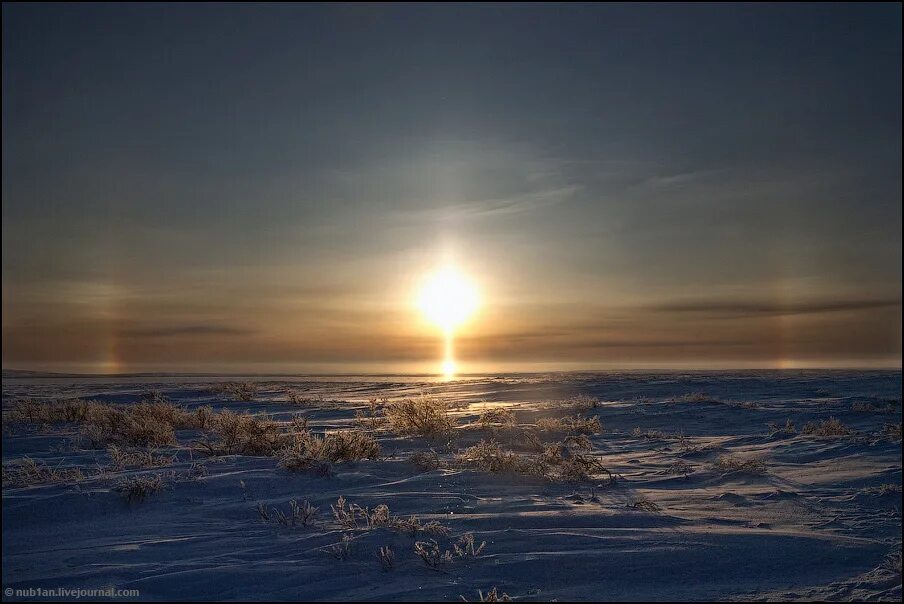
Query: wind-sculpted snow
[[2, 371, 901, 601]]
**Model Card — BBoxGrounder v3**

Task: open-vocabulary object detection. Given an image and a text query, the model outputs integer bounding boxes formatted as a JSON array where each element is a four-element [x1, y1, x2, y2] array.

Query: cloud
[[428, 185, 581, 221], [649, 298, 902, 318], [119, 324, 257, 338]]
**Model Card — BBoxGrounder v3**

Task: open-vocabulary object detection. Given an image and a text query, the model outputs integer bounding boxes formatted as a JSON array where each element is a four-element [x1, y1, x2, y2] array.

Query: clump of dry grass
[[106, 446, 175, 470], [384, 396, 455, 437], [354, 398, 386, 432], [330, 496, 450, 536], [409, 449, 441, 472], [11, 397, 215, 449], [767, 419, 797, 436], [672, 392, 720, 404], [569, 394, 602, 410], [883, 548, 902, 577], [663, 460, 693, 476], [264, 499, 319, 528], [331, 495, 363, 528], [675, 433, 714, 456], [860, 484, 902, 496], [329, 533, 354, 560], [881, 422, 902, 441], [461, 587, 512, 602], [414, 539, 453, 570], [456, 439, 613, 483], [631, 427, 671, 440], [116, 472, 170, 503], [377, 545, 395, 571], [131, 398, 213, 430], [801, 417, 851, 437], [286, 389, 306, 405], [453, 533, 486, 559], [626, 497, 661, 512], [392, 515, 452, 537], [8, 398, 105, 425], [536, 414, 602, 435], [210, 381, 258, 401], [1, 457, 86, 488], [712, 455, 767, 475]]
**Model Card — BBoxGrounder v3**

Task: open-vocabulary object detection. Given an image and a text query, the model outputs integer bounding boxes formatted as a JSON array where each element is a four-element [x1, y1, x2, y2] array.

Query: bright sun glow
[[417, 265, 479, 379], [417, 266, 479, 333]]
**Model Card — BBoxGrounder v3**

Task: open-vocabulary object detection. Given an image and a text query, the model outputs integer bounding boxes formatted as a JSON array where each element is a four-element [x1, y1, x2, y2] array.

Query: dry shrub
[[190, 405, 216, 430], [801, 417, 851, 437], [79, 409, 176, 449], [116, 472, 170, 503], [131, 400, 209, 430], [409, 449, 441, 472], [536, 415, 602, 435], [456, 440, 549, 479], [712, 455, 767, 475], [570, 394, 601, 410], [278, 429, 379, 473], [558, 453, 614, 483], [384, 396, 455, 437], [2, 457, 86, 488], [199, 410, 284, 456], [476, 407, 517, 430], [321, 430, 381, 462]]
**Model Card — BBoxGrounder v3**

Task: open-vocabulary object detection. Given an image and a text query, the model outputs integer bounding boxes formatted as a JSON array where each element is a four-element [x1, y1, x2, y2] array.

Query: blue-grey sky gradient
[[2, 3, 901, 372]]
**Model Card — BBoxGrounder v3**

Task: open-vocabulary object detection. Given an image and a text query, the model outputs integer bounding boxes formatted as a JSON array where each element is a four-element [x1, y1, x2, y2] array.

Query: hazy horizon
[[3, 3, 902, 374]]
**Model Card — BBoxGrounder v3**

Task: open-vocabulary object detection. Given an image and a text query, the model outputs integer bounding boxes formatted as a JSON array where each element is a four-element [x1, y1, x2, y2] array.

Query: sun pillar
[[442, 327, 456, 380]]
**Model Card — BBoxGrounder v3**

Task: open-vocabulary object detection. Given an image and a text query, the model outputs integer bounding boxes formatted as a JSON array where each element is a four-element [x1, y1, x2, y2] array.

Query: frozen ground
[[2, 371, 901, 601]]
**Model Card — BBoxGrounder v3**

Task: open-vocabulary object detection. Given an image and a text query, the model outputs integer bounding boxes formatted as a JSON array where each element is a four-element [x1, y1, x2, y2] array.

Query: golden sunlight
[[417, 265, 479, 378]]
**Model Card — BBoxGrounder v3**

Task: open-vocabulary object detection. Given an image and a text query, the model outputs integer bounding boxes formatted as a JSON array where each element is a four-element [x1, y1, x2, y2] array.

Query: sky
[[2, 3, 902, 374]]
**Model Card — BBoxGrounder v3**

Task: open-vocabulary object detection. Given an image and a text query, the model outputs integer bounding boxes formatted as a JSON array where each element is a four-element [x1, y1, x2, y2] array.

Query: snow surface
[[2, 371, 901, 601]]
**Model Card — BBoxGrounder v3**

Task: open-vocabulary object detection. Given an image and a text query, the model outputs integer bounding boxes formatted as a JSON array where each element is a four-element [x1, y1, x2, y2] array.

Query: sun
[[417, 265, 479, 379], [417, 265, 479, 333]]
